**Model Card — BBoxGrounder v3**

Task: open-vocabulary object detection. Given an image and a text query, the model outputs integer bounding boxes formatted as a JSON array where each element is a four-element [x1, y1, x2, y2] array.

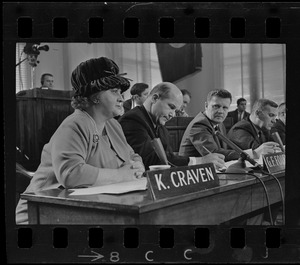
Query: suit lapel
[[138, 106, 157, 139], [218, 123, 227, 149]]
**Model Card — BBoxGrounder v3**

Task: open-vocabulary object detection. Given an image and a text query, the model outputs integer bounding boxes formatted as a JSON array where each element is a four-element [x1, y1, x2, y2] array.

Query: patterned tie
[[215, 125, 224, 148]]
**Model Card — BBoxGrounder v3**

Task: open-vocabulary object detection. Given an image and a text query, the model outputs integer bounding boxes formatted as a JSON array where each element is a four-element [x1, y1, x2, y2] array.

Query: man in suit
[[228, 99, 281, 158], [175, 89, 192, 117], [227, 97, 250, 126], [40, 73, 54, 89], [270, 102, 286, 145], [179, 89, 241, 162], [228, 98, 282, 225], [123, 83, 150, 113], [119, 82, 225, 170]]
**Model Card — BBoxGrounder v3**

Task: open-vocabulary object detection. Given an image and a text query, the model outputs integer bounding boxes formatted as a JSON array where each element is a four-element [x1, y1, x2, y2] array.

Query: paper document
[[224, 158, 262, 169], [216, 158, 263, 173], [69, 178, 148, 196]]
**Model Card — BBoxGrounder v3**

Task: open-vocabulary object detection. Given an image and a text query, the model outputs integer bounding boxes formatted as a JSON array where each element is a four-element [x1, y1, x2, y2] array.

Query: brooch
[[93, 134, 99, 143]]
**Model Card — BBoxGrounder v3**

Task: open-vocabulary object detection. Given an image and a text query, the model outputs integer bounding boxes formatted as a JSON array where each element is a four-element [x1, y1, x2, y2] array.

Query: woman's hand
[[129, 160, 145, 179], [118, 160, 145, 181], [129, 153, 145, 178]]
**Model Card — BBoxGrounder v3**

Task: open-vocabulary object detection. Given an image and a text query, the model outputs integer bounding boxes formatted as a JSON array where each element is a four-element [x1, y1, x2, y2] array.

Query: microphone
[[215, 130, 262, 169], [272, 132, 285, 152], [24, 43, 49, 55], [32, 44, 49, 52], [151, 138, 169, 165]]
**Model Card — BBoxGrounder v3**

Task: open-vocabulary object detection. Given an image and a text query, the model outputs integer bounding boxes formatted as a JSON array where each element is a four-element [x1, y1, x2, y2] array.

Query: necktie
[[155, 125, 161, 138], [258, 131, 266, 144], [215, 125, 224, 148], [238, 112, 242, 121]]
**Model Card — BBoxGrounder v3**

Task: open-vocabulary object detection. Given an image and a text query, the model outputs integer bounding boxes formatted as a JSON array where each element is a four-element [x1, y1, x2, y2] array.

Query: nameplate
[[262, 152, 285, 174], [146, 163, 219, 200]]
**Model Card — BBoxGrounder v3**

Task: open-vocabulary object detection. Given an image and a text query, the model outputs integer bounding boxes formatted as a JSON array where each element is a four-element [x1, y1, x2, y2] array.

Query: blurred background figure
[[227, 97, 250, 125], [40, 73, 54, 89], [271, 102, 286, 145], [123, 83, 150, 113], [176, 89, 191, 117]]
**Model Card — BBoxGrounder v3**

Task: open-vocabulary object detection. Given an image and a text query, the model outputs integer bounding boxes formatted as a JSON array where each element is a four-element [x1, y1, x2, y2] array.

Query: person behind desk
[[227, 97, 250, 126], [119, 82, 225, 170], [175, 89, 192, 117], [40, 73, 54, 89], [15, 57, 145, 224], [227, 98, 281, 158], [227, 99, 282, 225], [270, 102, 286, 145], [123, 83, 150, 113], [179, 89, 241, 162]]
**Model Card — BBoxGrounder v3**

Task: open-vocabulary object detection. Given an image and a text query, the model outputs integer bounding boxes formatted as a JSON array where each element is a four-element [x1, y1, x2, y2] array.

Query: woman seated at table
[[16, 57, 145, 224]]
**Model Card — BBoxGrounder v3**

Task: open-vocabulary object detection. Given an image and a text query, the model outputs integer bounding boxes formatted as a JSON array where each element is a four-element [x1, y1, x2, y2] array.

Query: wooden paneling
[[23, 174, 285, 225], [16, 88, 74, 171], [165, 117, 194, 152]]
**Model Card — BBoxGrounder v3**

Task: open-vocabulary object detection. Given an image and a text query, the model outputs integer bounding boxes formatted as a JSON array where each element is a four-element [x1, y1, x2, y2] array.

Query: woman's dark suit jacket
[[119, 106, 189, 169]]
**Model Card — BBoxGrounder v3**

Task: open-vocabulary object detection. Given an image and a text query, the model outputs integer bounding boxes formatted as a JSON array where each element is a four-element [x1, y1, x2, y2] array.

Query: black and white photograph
[[4, 2, 300, 264], [14, 42, 286, 226]]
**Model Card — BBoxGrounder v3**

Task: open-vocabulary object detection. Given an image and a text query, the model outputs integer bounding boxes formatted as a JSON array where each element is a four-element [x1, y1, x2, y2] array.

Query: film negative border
[[11, 226, 300, 263], [4, 2, 300, 41], [4, 2, 300, 264]]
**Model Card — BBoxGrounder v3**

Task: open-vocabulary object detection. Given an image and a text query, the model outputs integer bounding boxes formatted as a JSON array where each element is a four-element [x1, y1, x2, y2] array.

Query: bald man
[[119, 82, 225, 170]]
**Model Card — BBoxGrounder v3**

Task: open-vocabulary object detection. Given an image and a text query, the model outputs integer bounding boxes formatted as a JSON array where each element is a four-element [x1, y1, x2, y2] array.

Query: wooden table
[[21, 172, 284, 225]]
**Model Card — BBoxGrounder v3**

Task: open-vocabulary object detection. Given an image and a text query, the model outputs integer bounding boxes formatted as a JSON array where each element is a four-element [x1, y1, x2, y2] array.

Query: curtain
[[223, 43, 286, 111], [107, 43, 162, 99], [16, 43, 31, 93], [16, 43, 162, 96], [64, 43, 162, 99], [156, 43, 202, 82]]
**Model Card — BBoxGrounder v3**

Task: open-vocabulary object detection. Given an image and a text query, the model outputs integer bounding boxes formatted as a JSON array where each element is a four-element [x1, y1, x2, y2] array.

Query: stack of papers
[[224, 159, 260, 169], [69, 178, 148, 196], [216, 158, 263, 173]]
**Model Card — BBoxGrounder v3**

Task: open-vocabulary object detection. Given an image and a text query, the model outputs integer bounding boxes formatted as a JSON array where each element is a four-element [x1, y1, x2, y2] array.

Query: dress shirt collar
[[131, 98, 138, 109]]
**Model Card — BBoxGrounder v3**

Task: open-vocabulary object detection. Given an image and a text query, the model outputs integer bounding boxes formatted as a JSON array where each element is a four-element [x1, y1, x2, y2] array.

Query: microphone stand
[[15, 57, 28, 67], [225, 152, 254, 174]]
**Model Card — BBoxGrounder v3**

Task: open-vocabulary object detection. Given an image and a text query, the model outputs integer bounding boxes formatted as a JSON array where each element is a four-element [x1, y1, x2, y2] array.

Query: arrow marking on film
[[78, 250, 104, 261]]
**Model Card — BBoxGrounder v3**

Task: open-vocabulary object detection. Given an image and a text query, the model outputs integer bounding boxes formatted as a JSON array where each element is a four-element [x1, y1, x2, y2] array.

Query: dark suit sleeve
[[244, 111, 250, 120], [189, 121, 239, 161], [227, 110, 237, 125], [119, 117, 161, 169], [228, 124, 261, 150]]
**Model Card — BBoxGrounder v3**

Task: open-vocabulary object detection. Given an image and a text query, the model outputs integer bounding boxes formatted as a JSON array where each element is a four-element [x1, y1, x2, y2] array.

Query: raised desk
[[16, 88, 74, 171], [21, 172, 284, 225]]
